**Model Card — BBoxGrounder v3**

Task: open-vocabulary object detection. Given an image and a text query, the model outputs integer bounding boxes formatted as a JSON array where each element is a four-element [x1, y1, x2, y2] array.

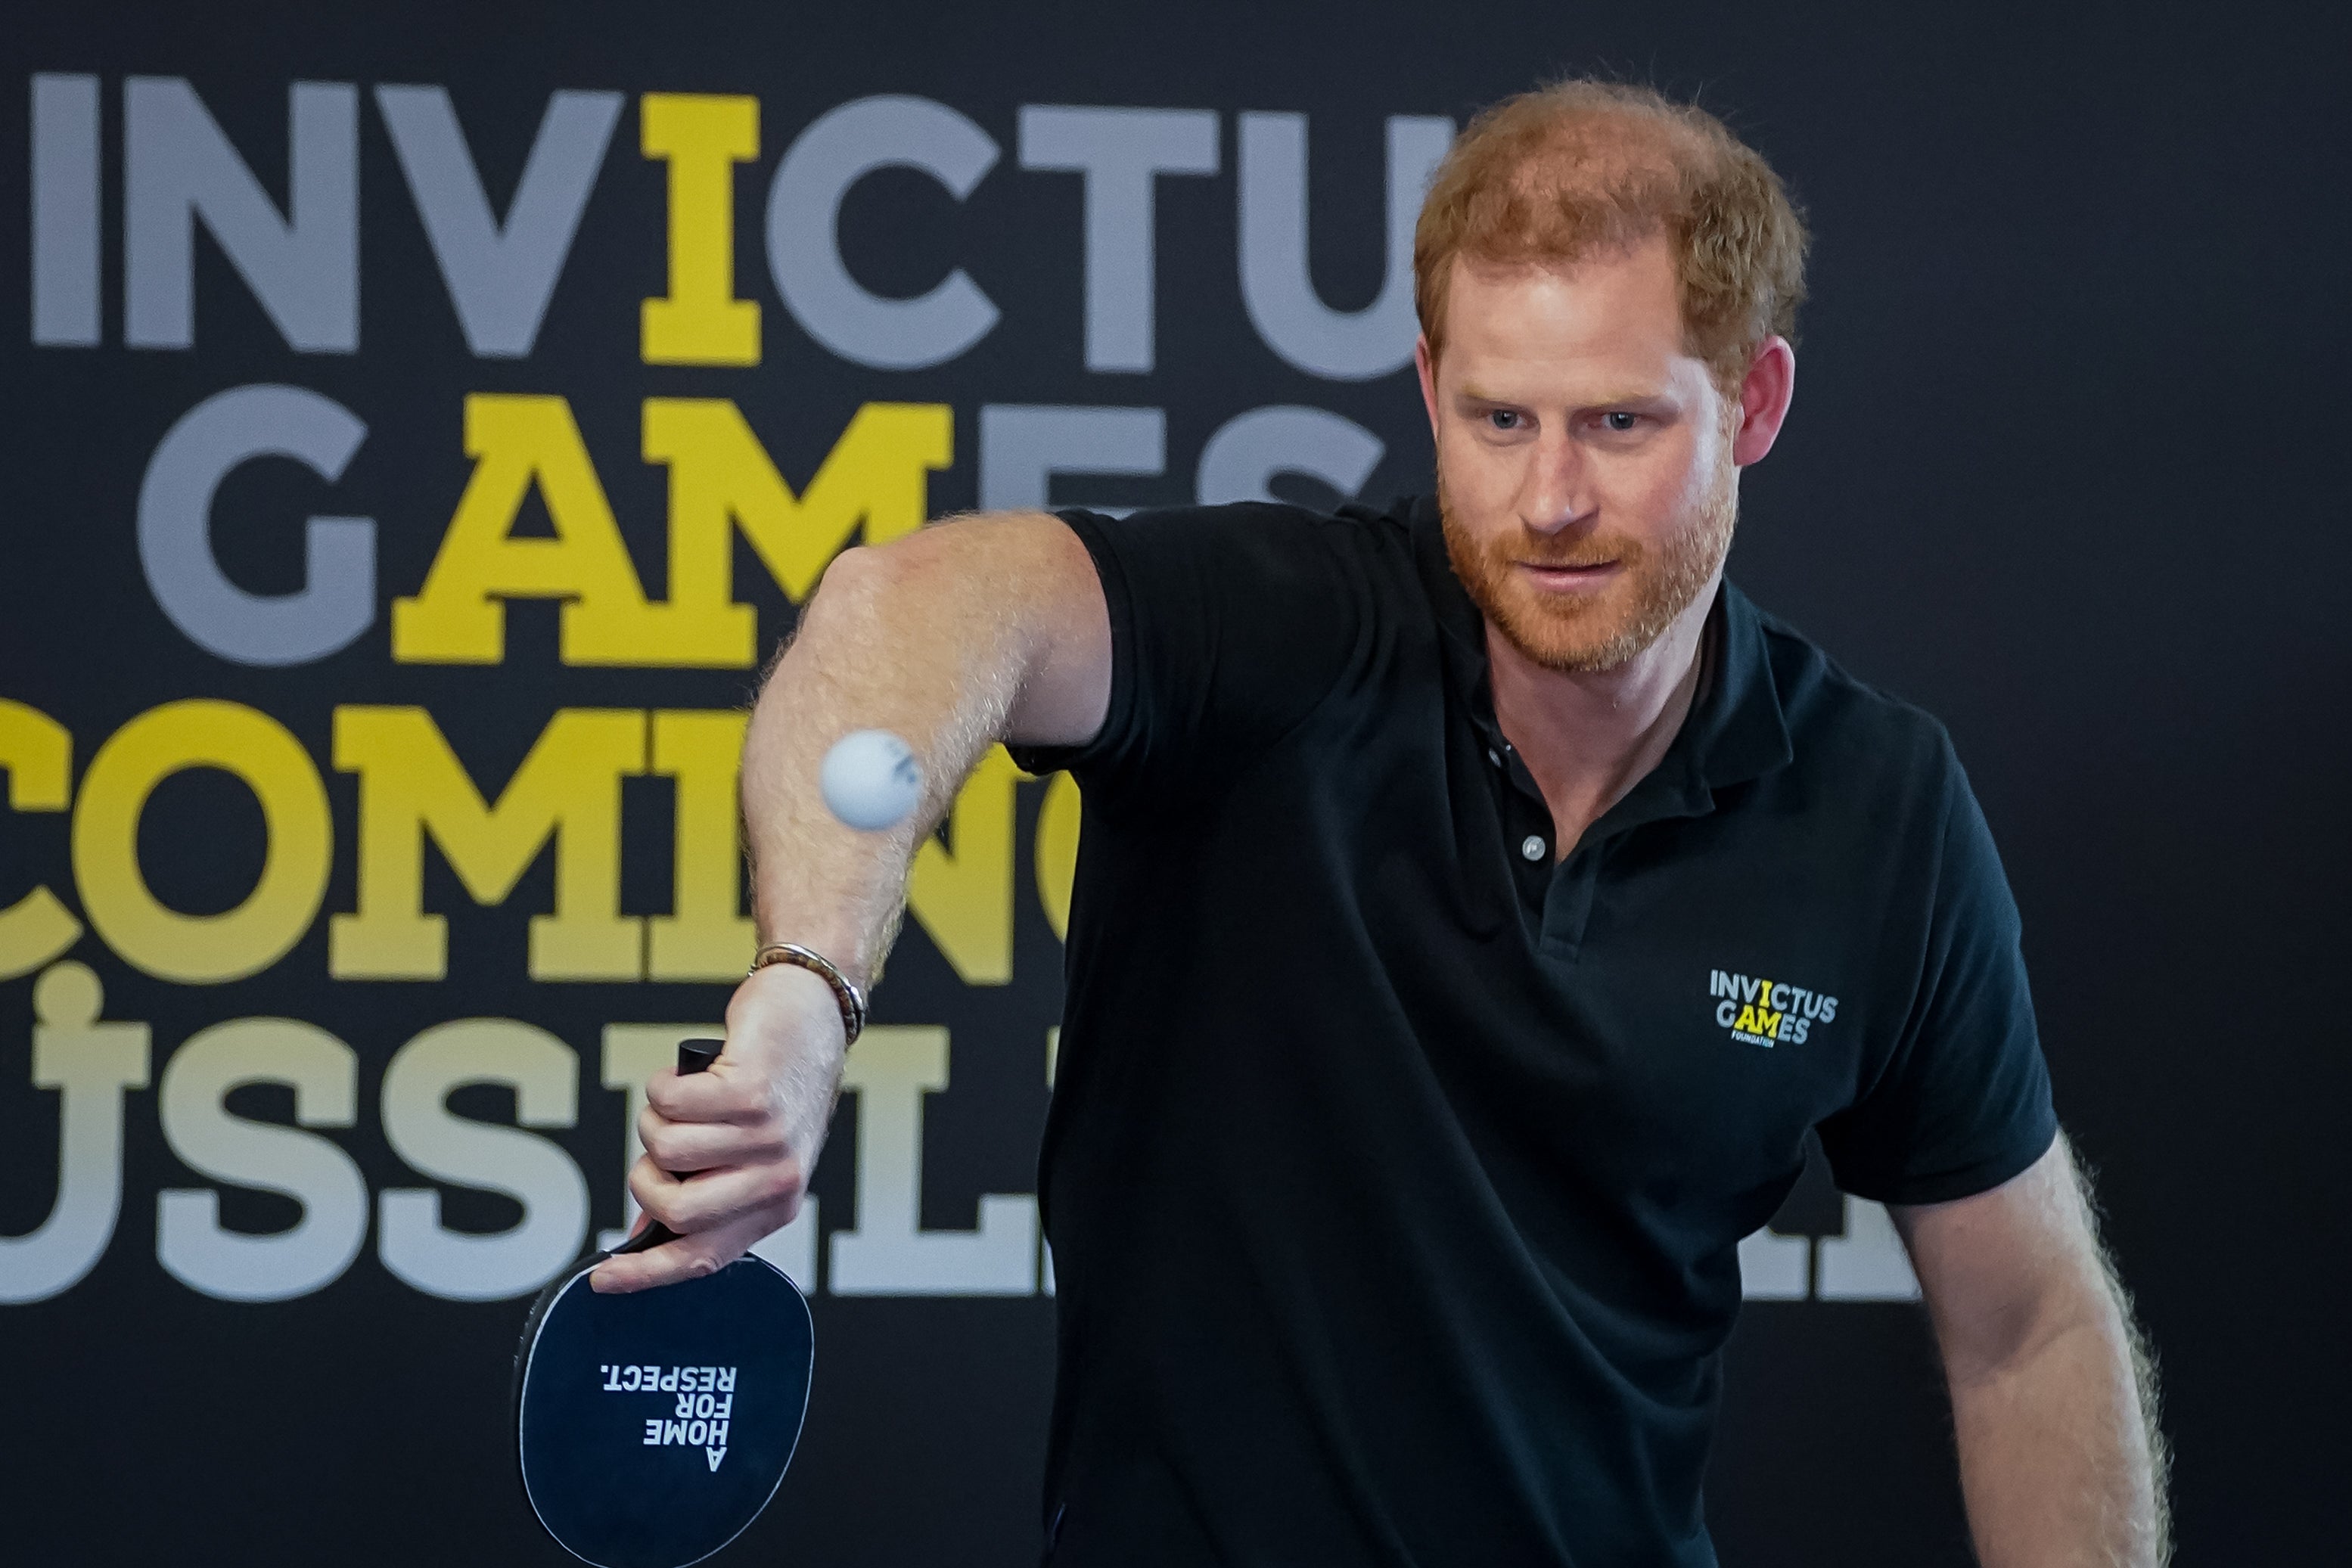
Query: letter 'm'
[[331, 706, 644, 980]]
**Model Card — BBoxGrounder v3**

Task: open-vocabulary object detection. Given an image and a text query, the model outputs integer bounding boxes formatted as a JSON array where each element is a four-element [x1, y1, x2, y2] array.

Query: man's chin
[[1491, 599, 1651, 674]]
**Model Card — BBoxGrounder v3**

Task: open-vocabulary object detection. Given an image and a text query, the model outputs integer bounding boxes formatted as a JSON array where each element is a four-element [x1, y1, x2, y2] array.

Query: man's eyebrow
[[1452, 385, 1674, 407]]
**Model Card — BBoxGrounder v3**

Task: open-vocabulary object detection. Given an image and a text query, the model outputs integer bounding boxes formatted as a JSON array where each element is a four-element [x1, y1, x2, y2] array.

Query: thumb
[[589, 1211, 771, 1294]]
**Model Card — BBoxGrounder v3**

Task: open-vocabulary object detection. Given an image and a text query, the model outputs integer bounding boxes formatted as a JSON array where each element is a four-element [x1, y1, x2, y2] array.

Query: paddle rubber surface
[[518, 1252, 813, 1567]]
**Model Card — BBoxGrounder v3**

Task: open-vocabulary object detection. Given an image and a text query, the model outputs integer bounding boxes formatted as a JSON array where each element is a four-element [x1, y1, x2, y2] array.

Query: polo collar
[[1407, 496, 1794, 824]]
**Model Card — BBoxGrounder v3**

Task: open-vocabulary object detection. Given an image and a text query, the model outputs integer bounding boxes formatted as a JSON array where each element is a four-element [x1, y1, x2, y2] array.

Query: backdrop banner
[[3, 5, 2344, 1564]]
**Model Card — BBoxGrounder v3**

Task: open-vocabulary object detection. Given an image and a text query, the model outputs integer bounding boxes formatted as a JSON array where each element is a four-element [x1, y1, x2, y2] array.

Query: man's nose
[[1518, 429, 1594, 535]]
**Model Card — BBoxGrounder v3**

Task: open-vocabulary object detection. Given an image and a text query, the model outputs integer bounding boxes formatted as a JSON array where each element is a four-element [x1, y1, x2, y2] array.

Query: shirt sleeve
[[1007, 503, 1380, 800], [1815, 745, 2060, 1206]]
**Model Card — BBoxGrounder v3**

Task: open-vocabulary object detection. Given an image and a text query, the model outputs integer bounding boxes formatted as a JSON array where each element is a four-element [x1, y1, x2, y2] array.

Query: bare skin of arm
[[592, 512, 1111, 1292], [1895, 1136, 2170, 1566]]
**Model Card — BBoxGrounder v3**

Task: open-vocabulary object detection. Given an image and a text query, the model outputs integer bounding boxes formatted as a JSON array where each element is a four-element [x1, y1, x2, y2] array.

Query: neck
[[1485, 576, 1717, 857]]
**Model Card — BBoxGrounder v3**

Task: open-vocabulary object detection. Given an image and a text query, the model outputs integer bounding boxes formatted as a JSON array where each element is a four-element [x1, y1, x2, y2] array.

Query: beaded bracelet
[[747, 942, 868, 1045]]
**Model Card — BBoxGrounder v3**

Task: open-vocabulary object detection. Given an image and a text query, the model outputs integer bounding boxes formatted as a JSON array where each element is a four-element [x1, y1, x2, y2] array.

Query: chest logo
[[1708, 970, 1838, 1048]]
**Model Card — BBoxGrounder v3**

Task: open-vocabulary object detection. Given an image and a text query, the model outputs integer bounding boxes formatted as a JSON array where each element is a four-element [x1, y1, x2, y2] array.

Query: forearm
[[1946, 1286, 2167, 1566], [738, 511, 1092, 989], [594, 513, 1101, 1292]]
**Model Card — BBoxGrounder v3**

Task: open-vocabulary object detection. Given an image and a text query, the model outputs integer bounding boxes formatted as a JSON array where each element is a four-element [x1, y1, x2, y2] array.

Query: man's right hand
[[589, 961, 850, 1293]]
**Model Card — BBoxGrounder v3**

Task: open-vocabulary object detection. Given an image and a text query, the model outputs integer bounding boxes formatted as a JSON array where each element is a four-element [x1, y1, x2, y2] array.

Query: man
[[594, 81, 2167, 1566]]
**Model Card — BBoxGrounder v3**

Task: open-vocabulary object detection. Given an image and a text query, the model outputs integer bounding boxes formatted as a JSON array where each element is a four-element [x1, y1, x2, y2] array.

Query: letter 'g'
[[137, 383, 374, 666]]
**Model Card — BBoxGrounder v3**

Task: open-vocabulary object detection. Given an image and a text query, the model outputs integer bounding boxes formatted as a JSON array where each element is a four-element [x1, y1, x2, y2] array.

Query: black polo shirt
[[1011, 495, 2058, 1567]]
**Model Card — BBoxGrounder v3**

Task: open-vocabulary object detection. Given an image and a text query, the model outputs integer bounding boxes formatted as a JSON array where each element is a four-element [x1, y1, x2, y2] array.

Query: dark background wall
[[2, 2, 2344, 1562]]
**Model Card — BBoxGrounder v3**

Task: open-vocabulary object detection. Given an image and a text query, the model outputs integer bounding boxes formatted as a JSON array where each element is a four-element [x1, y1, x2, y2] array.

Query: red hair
[[1414, 80, 1809, 391]]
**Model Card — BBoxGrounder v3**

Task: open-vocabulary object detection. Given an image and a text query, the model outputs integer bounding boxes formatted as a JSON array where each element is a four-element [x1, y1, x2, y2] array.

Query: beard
[[1439, 454, 1738, 674]]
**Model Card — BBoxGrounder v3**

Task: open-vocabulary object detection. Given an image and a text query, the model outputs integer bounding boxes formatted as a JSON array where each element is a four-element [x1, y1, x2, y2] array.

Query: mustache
[[1484, 530, 1639, 570], [1434, 483, 1642, 572]]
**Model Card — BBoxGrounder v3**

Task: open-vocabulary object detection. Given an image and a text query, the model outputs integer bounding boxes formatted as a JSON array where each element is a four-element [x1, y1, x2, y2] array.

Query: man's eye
[[1603, 411, 1640, 433], [1487, 409, 1522, 430]]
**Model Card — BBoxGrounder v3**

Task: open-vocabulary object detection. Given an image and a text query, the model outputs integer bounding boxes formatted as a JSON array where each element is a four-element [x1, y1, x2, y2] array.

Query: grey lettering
[[0, 965, 150, 1305], [1017, 106, 1218, 373], [157, 1019, 369, 1303], [31, 74, 101, 346], [374, 85, 620, 359], [980, 405, 1164, 514], [125, 79, 358, 352], [1237, 112, 1450, 380], [1196, 405, 1383, 507], [136, 383, 374, 666], [768, 95, 999, 370]]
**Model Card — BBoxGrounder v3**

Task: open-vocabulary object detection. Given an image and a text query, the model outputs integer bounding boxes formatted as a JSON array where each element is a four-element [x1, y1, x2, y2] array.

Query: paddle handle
[[610, 1038, 725, 1257]]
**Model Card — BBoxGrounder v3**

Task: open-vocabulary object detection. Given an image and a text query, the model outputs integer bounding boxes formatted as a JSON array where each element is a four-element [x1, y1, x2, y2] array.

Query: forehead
[[1437, 239, 1697, 394]]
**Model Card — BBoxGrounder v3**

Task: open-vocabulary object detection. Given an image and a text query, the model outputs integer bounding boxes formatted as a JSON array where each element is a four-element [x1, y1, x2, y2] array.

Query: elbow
[[812, 541, 896, 609], [806, 524, 984, 635], [797, 542, 907, 646], [1943, 1266, 2126, 1392]]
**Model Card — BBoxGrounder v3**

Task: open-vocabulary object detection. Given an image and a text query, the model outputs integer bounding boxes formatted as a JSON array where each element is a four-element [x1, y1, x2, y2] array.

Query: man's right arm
[[590, 510, 1109, 1292]]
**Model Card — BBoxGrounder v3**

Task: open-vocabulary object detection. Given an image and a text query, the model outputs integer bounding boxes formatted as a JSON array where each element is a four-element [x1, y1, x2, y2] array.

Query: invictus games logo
[[1708, 970, 1838, 1048]]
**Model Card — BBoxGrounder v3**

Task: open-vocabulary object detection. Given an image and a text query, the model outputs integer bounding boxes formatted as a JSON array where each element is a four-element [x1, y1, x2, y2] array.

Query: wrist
[[747, 942, 868, 1045], [732, 959, 847, 1044]]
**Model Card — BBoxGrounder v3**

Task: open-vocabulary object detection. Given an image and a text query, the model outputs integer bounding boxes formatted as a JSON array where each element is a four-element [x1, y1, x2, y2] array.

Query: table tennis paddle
[[516, 1038, 814, 1568]]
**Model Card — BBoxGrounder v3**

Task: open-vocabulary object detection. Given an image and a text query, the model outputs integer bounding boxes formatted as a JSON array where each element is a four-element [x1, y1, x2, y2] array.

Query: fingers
[[589, 963, 846, 1296], [590, 1208, 785, 1294], [639, 1101, 783, 1175], [643, 1062, 774, 1127], [628, 1150, 804, 1237]]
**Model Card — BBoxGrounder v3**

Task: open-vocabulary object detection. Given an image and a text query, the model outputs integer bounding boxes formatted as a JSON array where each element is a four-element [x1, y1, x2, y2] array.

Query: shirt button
[[1520, 835, 1546, 862], [1487, 748, 1502, 767]]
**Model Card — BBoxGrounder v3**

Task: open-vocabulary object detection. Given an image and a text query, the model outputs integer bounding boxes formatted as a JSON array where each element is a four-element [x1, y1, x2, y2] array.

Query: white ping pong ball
[[821, 730, 923, 831]]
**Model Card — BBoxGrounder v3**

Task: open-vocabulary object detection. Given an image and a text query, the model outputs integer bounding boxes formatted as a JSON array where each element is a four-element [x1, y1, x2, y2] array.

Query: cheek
[[1437, 427, 1521, 505], [1605, 439, 1715, 532]]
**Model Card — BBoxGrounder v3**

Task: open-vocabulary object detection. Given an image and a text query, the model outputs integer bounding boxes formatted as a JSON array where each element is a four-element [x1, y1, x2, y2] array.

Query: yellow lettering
[[331, 706, 645, 980], [646, 709, 754, 980], [392, 395, 666, 666], [638, 398, 952, 664], [1732, 1004, 1757, 1034], [906, 747, 1019, 985], [640, 93, 760, 365], [399, 397, 952, 669], [0, 699, 82, 980], [72, 700, 330, 984]]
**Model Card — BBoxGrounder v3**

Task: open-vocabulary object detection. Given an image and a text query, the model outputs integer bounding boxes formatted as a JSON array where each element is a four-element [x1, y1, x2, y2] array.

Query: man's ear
[[1415, 334, 1442, 446], [1731, 336, 1796, 467]]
